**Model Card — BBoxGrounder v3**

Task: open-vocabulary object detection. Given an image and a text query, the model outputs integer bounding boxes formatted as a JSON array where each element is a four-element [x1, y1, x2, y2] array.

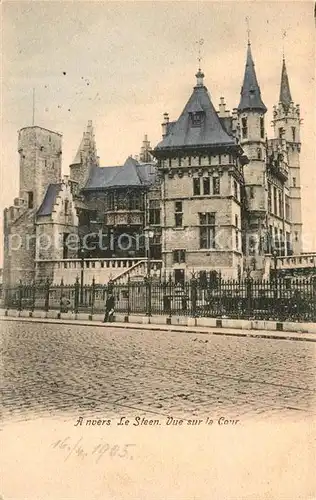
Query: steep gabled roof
[[137, 163, 158, 185], [84, 166, 119, 189], [37, 184, 61, 216], [83, 158, 158, 190], [108, 157, 142, 187], [238, 43, 267, 113], [155, 77, 235, 151], [72, 136, 84, 164], [279, 57, 292, 112]]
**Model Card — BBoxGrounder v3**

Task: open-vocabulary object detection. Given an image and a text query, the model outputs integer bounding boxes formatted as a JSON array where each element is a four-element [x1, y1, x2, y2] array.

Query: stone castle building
[[4, 41, 311, 287]]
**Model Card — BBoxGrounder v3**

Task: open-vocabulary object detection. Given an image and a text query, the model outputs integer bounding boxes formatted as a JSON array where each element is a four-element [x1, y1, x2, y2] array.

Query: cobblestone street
[[1, 320, 315, 422]]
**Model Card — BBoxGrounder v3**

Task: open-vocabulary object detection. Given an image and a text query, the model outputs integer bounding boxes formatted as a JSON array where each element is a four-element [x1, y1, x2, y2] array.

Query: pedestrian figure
[[103, 292, 115, 322], [60, 294, 71, 313]]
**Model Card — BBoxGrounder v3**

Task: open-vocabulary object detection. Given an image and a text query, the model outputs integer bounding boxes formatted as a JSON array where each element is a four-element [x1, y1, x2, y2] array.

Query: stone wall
[[18, 126, 62, 209]]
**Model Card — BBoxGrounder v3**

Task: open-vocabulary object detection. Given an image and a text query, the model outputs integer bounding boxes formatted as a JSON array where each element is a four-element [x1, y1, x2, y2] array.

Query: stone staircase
[[111, 259, 162, 284]]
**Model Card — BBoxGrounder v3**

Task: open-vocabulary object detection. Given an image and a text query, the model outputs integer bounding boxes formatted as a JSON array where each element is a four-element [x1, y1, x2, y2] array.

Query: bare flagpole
[[32, 88, 35, 125]]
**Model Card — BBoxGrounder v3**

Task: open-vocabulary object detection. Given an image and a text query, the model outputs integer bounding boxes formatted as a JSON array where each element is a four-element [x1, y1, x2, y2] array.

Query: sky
[[1, 1, 316, 265]]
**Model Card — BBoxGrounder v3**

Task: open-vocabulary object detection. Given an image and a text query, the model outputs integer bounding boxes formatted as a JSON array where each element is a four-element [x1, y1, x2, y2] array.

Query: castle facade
[[3, 42, 304, 286]]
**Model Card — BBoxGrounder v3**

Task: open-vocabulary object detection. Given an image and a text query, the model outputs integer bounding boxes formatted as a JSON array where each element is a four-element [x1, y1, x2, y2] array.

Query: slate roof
[[279, 58, 292, 112], [72, 136, 84, 164], [238, 43, 267, 113], [154, 80, 235, 151], [37, 183, 61, 216], [83, 157, 158, 190]]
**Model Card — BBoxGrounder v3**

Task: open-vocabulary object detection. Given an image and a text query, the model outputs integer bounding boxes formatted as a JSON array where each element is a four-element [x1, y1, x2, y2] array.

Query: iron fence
[[3, 276, 316, 323]]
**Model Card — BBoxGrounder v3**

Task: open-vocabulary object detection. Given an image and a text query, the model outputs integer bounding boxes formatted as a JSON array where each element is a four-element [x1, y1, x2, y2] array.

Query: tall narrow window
[[213, 177, 220, 195], [273, 186, 277, 215], [285, 195, 290, 220], [63, 233, 69, 259], [198, 156, 202, 166], [278, 191, 283, 218], [27, 191, 34, 209], [279, 229, 284, 255], [129, 192, 142, 210], [291, 127, 296, 142], [173, 249, 186, 263], [174, 201, 183, 227], [193, 178, 200, 196], [108, 192, 115, 210], [274, 227, 279, 253], [286, 232, 291, 255], [235, 215, 239, 250], [260, 117, 265, 138], [149, 200, 161, 225], [64, 199, 69, 215], [234, 180, 238, 200], [257, 148, 262, 160], [269, 225, 273, 253], [293, 177, 296, 187], [218, 155, 221, 165], [203, 177, 210, 195], [188, 156, 191, 166], [199, 212, 216, 249], [268, 183, 272, 212], [250, 187, 254, 199], [178, 157, 182, 166], [168, 158, 172, 168], [241, 117, 248, 138]]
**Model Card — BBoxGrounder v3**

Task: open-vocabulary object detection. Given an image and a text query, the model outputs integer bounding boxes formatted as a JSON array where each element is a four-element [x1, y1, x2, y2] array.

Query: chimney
[[162, 113, 169, 138], [218, 97, 226, 118]]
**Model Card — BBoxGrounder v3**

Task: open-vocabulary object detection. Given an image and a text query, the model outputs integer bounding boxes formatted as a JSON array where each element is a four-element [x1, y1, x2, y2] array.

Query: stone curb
[[0, 315, 315, 342]]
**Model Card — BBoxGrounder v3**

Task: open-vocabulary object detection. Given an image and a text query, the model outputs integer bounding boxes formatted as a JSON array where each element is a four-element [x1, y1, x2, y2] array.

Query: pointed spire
[[72, 120, 97, 165], [195, 38, 205, 87], [238, 43, 267, 113], [279, 57, 292, 112], [140, 134, 151, 162]]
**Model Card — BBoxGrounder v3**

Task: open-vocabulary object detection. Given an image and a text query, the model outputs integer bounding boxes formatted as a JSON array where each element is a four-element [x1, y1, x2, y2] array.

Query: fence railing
[[2, 276, 316, 323]]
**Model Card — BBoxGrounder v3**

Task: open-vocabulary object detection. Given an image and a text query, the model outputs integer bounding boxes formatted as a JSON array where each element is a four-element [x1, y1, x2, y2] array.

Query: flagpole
[[32, 88, 35, 126]]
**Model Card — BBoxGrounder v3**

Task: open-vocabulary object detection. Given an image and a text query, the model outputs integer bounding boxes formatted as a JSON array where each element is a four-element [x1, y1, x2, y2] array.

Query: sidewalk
[[1, 309, 315, 342]]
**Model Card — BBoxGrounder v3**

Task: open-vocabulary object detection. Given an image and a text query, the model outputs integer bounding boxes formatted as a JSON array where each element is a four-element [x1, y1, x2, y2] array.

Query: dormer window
[[190, 111, 204, 127]]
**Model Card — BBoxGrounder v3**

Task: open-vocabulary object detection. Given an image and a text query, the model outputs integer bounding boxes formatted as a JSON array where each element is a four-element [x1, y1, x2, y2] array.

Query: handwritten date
[[51, 437, 136, 463]]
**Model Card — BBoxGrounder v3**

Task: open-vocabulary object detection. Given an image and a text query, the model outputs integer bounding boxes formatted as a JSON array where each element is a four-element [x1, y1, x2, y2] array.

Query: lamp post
[[272, 249, 278, 280], [146, 229, 155, 278], [79, 246, 85, 305]]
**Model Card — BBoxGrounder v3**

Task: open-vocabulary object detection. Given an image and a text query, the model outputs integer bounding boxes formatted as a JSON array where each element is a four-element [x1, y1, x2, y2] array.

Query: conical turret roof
[[71, 120, 97, 165], [238, 43, 267, 113], [279, 57, 292, 112]]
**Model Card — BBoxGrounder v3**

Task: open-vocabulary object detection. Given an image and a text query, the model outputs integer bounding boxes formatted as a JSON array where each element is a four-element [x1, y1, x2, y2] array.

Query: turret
[[69, 120, 98, 189], [18, 126, 62, 210], [139, 134, 152, 163], [237, 41, 267, 262], [272, 57, 302, 254]]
